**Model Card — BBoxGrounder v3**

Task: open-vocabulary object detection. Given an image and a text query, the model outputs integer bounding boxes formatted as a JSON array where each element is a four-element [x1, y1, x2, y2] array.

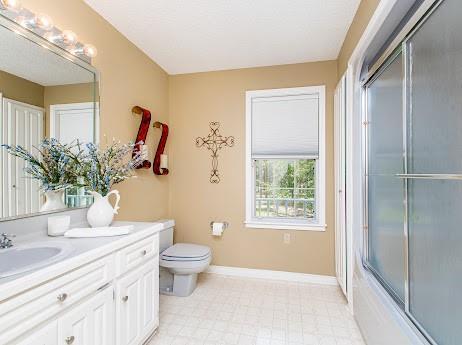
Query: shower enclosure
[[363, 0, 462, 344]]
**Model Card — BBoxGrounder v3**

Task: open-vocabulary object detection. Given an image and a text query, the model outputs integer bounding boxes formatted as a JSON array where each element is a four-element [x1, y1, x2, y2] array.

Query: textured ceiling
[[84, 0, 361, 74], [0, 25, 94, 86]]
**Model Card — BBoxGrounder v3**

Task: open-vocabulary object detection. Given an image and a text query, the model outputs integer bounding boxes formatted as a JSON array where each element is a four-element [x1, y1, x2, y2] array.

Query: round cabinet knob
[[141, 250, 147, 256], [122, 295, 129, 302], [65, 336, 75, 344], [57, 293, 68, 302]]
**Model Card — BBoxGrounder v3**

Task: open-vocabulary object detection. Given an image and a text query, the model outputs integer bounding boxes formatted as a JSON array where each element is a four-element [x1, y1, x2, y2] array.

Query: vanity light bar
[[0, 0, 97, 62], [18, 13, 54, 31], [72, 43, 98, 58], [0, 0, 20, 12], [44, 30, 78, 46]]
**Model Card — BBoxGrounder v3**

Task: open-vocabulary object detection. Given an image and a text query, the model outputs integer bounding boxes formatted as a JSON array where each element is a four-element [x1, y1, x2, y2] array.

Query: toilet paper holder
[[210, 221, 229, 230]]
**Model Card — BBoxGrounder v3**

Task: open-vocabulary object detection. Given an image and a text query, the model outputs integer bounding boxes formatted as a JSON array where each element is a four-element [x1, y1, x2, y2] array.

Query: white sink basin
[[0, 241, 73, 278]]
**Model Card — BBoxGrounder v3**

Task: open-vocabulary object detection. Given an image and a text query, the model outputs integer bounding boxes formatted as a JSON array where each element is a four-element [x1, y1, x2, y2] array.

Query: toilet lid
[[161, 243, 211, 261]]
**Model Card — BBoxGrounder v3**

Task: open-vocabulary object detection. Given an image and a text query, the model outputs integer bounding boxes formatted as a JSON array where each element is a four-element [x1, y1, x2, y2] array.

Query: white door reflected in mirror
[[50, 102, 100, 145], [0, 96, 44, 218]]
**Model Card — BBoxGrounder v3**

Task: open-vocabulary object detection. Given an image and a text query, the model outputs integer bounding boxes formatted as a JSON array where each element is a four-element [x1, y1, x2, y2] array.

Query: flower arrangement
[[2, 138, 143, 195], [83, 140, 143, 196], [2, 138, 86, 191]]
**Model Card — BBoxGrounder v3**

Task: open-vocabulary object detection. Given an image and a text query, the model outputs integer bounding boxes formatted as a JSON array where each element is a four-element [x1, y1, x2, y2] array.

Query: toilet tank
[[157, 219, 175, 253]]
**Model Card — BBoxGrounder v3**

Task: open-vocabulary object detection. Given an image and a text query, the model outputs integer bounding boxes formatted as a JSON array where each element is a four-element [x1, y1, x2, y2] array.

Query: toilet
[[158, 220, 212, 297]]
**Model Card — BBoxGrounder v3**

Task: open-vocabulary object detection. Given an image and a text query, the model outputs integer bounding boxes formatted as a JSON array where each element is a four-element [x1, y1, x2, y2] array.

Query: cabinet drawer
[[15, 320, 58, 345], [0, 254, 115, 345], [116, 234, 158, 276]]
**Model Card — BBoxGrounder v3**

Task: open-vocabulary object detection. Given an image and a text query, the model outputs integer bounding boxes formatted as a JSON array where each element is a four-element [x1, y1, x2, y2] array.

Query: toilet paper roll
[[212, 222, 225, 236]]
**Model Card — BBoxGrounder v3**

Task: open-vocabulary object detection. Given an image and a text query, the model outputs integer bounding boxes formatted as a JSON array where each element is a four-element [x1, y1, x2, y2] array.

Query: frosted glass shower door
[[405, 0, 462, 343], [366, 52, 405, 303]]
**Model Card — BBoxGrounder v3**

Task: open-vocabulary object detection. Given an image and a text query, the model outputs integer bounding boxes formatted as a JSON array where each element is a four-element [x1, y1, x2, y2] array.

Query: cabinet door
[[116, 259, 158, 345], [16, 321, 58, 345], [58, 287, 114, 345], [141, 258, 159, 339]]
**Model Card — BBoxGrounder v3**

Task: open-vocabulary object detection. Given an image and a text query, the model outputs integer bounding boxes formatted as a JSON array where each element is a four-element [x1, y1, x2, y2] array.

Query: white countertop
[[0, 221, 163, 302]]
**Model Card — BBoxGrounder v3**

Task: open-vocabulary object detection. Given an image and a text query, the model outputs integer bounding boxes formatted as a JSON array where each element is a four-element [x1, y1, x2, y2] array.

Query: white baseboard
[[206, 265, 338, 286]]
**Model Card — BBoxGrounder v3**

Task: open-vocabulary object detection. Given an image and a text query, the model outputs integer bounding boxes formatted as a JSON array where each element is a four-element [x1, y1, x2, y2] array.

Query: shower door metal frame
[[362, 46, 406, 309], [361, 0, 447, 344]]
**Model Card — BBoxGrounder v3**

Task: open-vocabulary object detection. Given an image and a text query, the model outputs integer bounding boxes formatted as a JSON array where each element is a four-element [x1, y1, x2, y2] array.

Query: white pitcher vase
[[86, 190, 120, 228], [40, 189, 66, 212]]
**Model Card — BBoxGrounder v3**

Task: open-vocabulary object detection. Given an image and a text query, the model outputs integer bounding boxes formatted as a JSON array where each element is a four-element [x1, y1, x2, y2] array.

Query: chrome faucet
[[0, 233, 15, 249]]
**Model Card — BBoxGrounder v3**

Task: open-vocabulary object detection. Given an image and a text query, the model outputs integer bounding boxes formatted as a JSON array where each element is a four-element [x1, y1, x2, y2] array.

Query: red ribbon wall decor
[[132, 106, 152, 169], [153, 121, 169, 175]]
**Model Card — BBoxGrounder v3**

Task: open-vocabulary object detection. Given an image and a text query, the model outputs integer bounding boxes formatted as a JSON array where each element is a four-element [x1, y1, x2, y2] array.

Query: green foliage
[[2, 138, 143, 195], [256, 159, 315, 198], [84, 140, 143, 196], [2, 139, 86, 191], [255, 159, 316, 219]]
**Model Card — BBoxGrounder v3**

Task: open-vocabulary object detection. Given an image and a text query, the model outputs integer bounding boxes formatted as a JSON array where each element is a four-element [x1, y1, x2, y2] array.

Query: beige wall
[[43, 82, 96, 137], [169, 61, 337, 276], [22, 0, 170, 221], [11, 0, 377, 276], [338, 0, 381, 77], [0, 70, 44, 108]]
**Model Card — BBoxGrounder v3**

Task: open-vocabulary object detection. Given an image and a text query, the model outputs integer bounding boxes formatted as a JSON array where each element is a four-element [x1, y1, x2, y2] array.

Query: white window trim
[[245, 86, 326, 231]]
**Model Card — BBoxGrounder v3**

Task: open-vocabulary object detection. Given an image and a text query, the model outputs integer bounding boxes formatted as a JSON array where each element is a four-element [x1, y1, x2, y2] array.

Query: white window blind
[[251, 94, 319, 158]]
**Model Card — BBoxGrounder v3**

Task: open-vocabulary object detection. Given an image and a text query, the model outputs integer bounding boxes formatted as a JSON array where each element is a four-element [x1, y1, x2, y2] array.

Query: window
[[245, 86, 326, 231]]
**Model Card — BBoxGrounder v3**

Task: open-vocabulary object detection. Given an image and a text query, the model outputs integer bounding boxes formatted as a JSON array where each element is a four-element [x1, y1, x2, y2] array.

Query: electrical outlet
[[283, 233, 290, 244]]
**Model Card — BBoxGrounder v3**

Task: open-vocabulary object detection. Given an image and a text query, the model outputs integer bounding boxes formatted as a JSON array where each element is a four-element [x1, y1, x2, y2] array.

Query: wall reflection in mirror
[[0, 18, 99, 219]]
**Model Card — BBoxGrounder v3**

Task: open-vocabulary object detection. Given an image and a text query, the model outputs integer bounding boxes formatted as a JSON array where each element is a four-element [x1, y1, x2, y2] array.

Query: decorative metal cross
[[196, 122, 235, 183]]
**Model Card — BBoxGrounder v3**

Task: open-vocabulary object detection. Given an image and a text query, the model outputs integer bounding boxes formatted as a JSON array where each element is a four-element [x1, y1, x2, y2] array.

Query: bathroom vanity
[[0, 221, 163, 345], [0, 5, 161, 345], [0, 5, 164, 344]]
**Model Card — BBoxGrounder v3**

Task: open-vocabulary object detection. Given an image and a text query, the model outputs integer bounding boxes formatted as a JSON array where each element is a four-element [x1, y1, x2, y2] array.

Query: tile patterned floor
[[149, 274, 365, 345]]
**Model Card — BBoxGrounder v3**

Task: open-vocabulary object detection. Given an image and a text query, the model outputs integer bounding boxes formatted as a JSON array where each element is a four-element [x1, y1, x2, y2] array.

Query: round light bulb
[[62, 30, 78, 46], [15, 15, 29, 28], [0, 0, 21, 11], [34, 13, 53, 31], [83, 43, 97, 58], [43, 31, 55, 42]]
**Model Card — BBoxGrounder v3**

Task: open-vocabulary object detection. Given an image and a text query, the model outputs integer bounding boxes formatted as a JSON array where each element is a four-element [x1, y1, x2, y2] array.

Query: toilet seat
[[159, 242, 212, 296], [160, 255, 211, 270], [160, 243, 212, 273], [161, 243, 211, 262]]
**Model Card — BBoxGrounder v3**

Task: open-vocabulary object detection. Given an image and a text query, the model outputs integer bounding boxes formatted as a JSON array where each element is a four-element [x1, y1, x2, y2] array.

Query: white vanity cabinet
[[16, 321, 58, 345], [116, 260, 159, 345], [3, 230, 160, 345], [14, 286, 115, 345], [58, 287, 114, 345]]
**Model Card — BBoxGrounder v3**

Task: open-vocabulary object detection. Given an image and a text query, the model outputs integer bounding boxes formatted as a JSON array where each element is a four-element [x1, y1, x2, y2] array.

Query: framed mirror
[[0, 14, 99, 221]]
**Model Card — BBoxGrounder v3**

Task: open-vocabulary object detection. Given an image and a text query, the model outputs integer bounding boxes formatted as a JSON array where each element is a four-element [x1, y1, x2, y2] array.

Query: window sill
[[244, 221, 326, 232]]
